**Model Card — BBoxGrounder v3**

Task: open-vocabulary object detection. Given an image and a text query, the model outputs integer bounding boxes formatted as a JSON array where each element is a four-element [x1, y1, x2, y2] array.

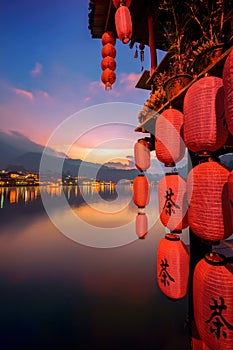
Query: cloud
[[13, 88, 34, 100], [118, 72, 142, 91], [84, 96, 91, 103], [104, 160, 134, 170], [12, 87, 51, 101], [84, 72, 143, 104], [30, 62, 43, 77], [38, 90, 50, 99]]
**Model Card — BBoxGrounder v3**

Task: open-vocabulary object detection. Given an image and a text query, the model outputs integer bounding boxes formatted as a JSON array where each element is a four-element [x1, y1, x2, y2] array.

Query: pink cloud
[[119, 72, 141, 91], [13, 88, 34, 100], [38, 90, 50, 99], [30, 62, 43, 77], [84, 96, 91, 103]]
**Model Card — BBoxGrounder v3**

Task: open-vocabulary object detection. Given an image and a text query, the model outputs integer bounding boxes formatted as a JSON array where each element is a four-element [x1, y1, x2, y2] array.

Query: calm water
[[0, 185, 190, 350]]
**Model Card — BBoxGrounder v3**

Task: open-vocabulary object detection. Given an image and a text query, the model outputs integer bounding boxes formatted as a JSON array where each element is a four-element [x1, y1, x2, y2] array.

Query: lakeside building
[[0, 170, 39, 186]]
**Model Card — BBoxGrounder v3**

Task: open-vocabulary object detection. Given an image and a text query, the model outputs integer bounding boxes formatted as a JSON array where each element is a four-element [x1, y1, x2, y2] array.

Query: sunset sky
[[0, 0, 167, 166]]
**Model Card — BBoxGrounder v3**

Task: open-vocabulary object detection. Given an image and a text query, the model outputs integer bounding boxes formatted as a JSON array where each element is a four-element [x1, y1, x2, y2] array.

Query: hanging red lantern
[[183, 76, 228, 153], [227, 171, 233, 230], [191, 336, 211, 350], [223, 48, 233, 135], [193, 252, 233, 350], [158, 172, 188, 232], [101, 31, 116, 46], [187, 159, 231, 242], [101, 43, 116, 58], [112, 0, 132, 8], [101, 56, 116, 71], [101, 68, 116, 90], [155, 108, 185, 167], [133, 174, 150, 208], [134, 139, 150, 172], [157, 234, 189, 300], [135, 213, 148, 239], [115, 5, 132, 44]]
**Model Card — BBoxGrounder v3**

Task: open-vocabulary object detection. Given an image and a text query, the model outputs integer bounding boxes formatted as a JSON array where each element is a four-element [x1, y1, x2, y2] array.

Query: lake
[[0, 184, 191, 350]]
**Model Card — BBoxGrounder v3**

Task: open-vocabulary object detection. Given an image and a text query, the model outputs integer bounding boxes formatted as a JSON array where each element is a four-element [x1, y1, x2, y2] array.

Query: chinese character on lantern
[[205, 297, 233, 340], [159, 258, 175, 286]]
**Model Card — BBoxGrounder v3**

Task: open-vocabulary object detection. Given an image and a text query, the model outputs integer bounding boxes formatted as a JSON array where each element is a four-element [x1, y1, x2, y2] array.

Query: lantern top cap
[[204, 252, 226, 266], [165, 233, 180, 241]]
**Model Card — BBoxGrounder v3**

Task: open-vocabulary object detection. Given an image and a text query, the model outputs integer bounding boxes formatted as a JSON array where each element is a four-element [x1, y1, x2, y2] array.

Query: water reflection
[[0, 183, 117, 207], [0, 184, 190, 349], [0, 186, 40, 206]]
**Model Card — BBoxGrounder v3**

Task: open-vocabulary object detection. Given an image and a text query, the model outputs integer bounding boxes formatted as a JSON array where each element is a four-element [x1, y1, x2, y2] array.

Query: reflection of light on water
[[0, 184, 165, 246], [1, 190, 4, 208], [45, 185, 62, 197], [72, 198, 136, 228], [0, 186, 41, 207]]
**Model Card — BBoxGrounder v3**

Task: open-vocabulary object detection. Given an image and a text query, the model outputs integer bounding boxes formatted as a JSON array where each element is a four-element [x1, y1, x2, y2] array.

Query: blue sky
[[0, 0, 165, 165]]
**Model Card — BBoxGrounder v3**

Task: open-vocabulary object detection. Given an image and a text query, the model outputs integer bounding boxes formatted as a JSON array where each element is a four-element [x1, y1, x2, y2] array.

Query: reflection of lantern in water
[[193, 252, 233, 350], [157, 234, 189, 300], [135, 213, 148, 239], [184, 76, 228, 153], [115, 5, 132, 44], [134, 139, 150, 172], [133, 174, 149, 208], [158, 172, 188, 233], [223, 48, 233, 135], [187, 159, 231, 243]]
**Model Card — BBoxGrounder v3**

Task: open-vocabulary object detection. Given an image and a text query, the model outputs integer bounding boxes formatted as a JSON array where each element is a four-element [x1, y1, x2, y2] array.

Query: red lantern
[[133, 174, 150, 208], [157, 234, 189, 300], [155, 108, 185, 167], [101, 68, 116, 90], [227, 171, 233, 230], [184, 76, 228, 153], [134, 139, 150, 172], [135, 213, 148, 239], [223, 48, 233, 135], [187, 160, 231, 242], [101, 43, 116, 58], [158, 173, 188, 232], [193, 252, 233, 350], [115, 5, 132, 44], [112, 0, 131, 8], [192, 336, 211, 350], [101, 31, 116, 46], [101, 56, 116, 71]]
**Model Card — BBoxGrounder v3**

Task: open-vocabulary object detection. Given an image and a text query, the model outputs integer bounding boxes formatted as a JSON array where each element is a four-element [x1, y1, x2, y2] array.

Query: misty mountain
[[1, 130, 232, 182], [9, 151, 139, 181], [0, 131, 139, 181], [0, 130, 65, 168]]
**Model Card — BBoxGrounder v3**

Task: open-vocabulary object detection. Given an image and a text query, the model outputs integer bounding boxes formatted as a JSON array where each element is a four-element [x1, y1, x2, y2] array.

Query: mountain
[[9, 151, 139, 181], [1, 130, 232, 182], [0, 130, 65, 168], [0, 131, 139, 181]]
